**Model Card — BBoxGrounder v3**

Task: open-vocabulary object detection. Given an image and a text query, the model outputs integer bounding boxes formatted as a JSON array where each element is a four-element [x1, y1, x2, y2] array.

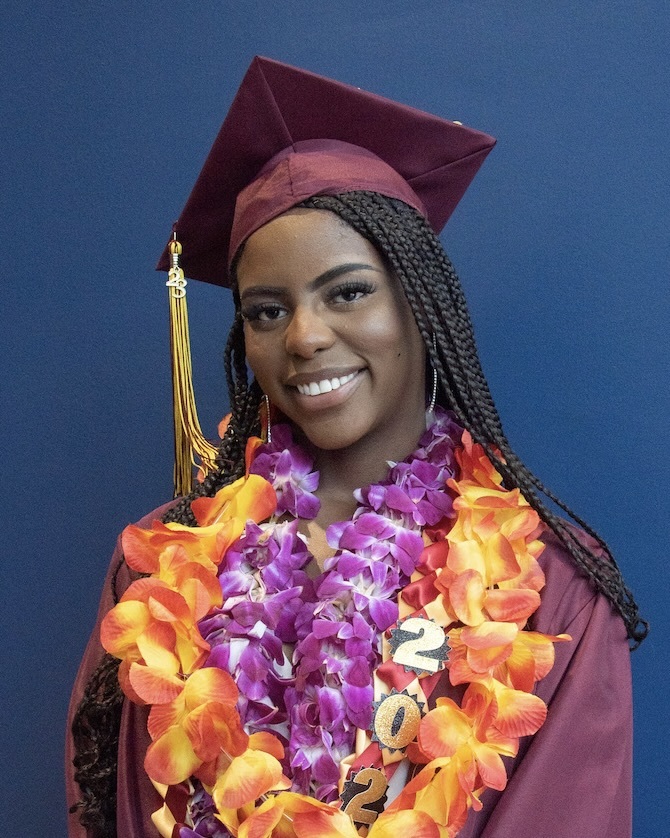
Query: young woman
[[67, 57, 646, 838]]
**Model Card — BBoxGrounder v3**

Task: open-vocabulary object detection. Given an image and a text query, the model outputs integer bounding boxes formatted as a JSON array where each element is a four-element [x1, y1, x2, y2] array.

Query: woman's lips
[[295, 371, 358, 396], [286, 369, 365, 409]]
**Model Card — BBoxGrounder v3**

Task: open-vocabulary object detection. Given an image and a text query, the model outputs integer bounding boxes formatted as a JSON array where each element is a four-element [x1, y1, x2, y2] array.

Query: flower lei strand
[[101, 409, 569, 838]]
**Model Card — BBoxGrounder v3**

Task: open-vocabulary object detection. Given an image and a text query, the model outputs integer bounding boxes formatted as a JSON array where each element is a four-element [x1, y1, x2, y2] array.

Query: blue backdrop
[[2, 2, 668, 834]]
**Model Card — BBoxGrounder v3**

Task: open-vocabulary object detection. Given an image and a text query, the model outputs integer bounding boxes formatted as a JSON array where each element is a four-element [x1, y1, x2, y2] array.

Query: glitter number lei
[[101, 409, 569, 838]]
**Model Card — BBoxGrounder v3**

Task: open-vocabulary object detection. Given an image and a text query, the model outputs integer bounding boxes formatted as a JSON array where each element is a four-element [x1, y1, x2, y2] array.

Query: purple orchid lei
[[181, 409, 463, 836]]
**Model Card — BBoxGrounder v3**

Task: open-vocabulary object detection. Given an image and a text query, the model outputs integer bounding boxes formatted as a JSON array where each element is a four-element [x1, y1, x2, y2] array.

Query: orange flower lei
[[101, 431, 569, 837]]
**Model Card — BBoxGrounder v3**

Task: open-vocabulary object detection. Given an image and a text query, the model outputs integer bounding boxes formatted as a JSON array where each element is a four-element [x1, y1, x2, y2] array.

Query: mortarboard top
[[157, 55, 496, 287]]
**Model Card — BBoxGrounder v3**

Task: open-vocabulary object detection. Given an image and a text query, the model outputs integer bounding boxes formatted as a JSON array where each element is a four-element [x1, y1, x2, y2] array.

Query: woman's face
[[236, 208, 427, 458]]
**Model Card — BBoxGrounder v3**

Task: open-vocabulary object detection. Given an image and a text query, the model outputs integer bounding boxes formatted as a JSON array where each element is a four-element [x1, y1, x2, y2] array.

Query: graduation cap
[[158, 55, 495, 286], [159, 56, 495, 493]]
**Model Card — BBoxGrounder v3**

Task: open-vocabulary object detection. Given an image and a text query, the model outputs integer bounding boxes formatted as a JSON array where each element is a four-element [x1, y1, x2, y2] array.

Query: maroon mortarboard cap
[[157, 56, 496, 287]]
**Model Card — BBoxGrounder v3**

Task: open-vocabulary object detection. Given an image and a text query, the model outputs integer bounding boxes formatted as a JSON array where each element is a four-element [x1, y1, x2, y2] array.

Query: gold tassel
[[167, 234, 218, 497]]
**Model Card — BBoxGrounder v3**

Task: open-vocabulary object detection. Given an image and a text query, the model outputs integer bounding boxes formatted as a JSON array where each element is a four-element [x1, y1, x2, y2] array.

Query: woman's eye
[[329, 281, 375, 304], [241, 303, 286, 323]]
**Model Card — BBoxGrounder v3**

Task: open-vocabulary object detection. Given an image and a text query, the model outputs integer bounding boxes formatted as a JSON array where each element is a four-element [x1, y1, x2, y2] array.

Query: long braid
[[301, 191, 647, 647], [72, 188, 647, 835], [69, 555, 127, 837]]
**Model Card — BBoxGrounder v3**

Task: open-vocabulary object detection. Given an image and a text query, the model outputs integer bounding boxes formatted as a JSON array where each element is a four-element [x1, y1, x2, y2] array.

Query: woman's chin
[[296, 421, 366, 454]]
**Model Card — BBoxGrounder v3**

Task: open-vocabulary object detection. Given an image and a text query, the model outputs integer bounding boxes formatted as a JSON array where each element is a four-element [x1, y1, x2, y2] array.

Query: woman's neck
[[308, 409, 427, 522]]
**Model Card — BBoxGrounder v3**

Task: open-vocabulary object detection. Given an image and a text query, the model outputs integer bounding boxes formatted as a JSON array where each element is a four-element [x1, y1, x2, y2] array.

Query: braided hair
[[71, 190, 647, 836]]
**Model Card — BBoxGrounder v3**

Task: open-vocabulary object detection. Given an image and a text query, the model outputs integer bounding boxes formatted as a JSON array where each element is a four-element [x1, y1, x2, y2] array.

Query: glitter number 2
[[341, 767, 389, 826], [391, 616, 447, 673]]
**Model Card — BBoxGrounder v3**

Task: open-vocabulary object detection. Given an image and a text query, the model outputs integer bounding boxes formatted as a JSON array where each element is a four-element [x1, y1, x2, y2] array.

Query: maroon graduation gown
[[66, 513, 632, 838]]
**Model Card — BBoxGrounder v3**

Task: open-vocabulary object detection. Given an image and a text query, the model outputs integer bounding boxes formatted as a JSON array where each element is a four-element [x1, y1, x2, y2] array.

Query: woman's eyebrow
[[239, 263, 382, 302]]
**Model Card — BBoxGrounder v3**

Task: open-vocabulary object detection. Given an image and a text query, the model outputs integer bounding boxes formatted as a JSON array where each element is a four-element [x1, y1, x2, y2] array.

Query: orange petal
[[454, 433, 503, 491], [173, 563, 223, 616], [418, 703, 472, 759], [226, 474, 277, 523], [445, 540, 486, 579], [147, 587, 193, 624], [483, 588, 541, 624], [414, 757, 470, 832], [293, 804, 359, 838], [467, 643, 513, 673], [244, 435, 264, 475], [147, 693, 186, 740], [174, 630, 210, 677], [470, 741, 508, 791], [461, 622, 518, 649], [460, 622, 517, 673], [128, 661, 184, 704], [448, 568, 485, 626], [144, 724, 200, 785], [369, 809, 441, 838], [191, 473, 275, 528], [100, 600, 149, 656], [183, 701, 249, 762], [218, 413, 232, 439], [509, 631, 569, 684], [500, 507, 541, 542], [483, 532, 521, 584], [248, 730, 285, 761], [213, 749, 285, 810], [121, 521, 165, 573], [119, 576, 171, 603], [117, 657, 145, 704], [183, 666, 239, 708], [238, 796, 292, 838], [386, 758, 445, 811], [495, 634, 537, 692], [190, 482, 239, 527], [491, 682, 547, 737], [136, 621, 179, 673]]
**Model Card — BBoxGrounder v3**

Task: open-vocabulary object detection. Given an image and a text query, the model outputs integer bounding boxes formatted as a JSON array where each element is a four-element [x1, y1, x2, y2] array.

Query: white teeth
[[296, 372, 357, 396]]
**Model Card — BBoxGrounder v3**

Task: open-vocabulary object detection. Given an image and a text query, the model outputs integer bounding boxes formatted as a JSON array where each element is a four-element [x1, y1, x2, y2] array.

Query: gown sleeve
[[456, 532, 633, 838], [65, 504, 175, 838]]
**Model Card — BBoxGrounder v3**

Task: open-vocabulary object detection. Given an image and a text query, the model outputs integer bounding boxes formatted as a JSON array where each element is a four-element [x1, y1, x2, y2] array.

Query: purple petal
[[368, 596, 399, 630]]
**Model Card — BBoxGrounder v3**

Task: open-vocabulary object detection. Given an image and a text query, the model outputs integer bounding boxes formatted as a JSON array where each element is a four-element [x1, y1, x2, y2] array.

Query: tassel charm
[[167, 233, 218, 496], [167, 240, 187, 298]]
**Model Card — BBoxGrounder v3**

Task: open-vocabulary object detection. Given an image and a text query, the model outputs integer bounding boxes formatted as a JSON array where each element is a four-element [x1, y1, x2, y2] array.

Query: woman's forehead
[[236, 209, 384, 285]]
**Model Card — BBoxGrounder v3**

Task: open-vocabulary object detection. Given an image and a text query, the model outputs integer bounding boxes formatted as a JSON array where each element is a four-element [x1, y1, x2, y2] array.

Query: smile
[[295, 372, 358, 396]]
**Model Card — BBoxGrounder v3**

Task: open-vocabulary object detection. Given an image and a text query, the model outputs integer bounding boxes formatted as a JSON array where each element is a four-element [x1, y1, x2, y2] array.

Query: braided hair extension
[[298, 192, 648, 647], [71, 188, 647, 835], [69, 555, 127, 837]]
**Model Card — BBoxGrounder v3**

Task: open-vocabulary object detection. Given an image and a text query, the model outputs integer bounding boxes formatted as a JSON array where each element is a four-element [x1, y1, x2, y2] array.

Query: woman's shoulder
[[533, 521, 627, 644]]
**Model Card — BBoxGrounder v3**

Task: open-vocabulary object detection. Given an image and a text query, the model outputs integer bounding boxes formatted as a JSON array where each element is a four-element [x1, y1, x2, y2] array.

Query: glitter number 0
[[372, 691, 422, 751], [341, 767, 389, 826], [391, 616, 447, 673]]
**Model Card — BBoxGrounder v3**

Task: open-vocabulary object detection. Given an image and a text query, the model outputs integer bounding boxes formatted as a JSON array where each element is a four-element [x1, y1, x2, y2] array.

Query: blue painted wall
[[3, 2, 667, 833]]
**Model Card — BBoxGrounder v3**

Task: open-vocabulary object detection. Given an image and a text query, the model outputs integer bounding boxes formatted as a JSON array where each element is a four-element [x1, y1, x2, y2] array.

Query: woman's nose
[[284, 305, 335, 358]]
